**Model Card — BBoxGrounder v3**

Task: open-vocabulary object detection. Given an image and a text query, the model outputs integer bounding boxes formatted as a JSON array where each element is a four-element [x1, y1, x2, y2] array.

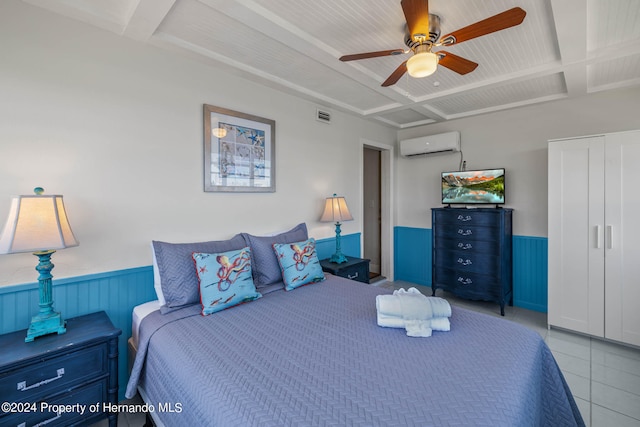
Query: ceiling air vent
[[316, 108, 331, 124]]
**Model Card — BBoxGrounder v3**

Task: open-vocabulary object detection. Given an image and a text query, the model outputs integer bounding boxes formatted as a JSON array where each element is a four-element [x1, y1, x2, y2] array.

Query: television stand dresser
[[431, 207, 513, 315]]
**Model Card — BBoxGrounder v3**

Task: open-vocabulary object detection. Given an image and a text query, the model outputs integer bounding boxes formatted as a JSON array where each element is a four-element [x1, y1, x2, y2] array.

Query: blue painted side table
[[0, 311, 121, 426], [321, 256, 370, 284]]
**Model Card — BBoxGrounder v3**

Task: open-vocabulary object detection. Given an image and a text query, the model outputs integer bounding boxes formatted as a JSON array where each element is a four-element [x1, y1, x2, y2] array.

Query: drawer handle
[[457, 277, 473, 285], [457, 215, 472, 222], [347, 272, 359, 280], [457, 229, 473, 236], [457, 258, 472, 266], [19, 411, 63, 427], [17, 368, 65, 392], [457, 243, 473, 250]]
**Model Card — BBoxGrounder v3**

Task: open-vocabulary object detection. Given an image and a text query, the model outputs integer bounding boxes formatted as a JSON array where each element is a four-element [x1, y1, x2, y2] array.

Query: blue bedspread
[[126, 275, 584, 426]]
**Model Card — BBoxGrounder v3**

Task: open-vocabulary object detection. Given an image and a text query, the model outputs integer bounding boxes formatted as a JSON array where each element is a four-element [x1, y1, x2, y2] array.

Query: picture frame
[[203, 104, 276, 192]]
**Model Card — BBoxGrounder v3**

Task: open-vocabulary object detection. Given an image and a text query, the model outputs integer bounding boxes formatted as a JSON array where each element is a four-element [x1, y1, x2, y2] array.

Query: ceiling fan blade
[[437, 51, 478, 75], [401, 0, 430, 42], [439, 7, 526, 46], [382, 61, 408, 87], [339, 49, 405, 62]]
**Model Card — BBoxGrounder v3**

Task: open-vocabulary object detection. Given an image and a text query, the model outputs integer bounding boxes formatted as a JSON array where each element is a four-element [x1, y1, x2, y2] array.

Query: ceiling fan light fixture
[[407, 51, 438, 78]]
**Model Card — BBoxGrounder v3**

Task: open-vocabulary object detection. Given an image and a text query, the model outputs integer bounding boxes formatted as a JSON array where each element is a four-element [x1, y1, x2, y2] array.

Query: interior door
[[363, 147, 381, 279]]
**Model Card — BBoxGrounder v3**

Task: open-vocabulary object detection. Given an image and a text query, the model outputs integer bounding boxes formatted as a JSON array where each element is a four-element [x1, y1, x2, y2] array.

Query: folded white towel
[[404, 319, 432, 337], [377, 312, 450, 331], [376, 287, 429, 317], [427, 296, 452, 318], [375, 288, 452, 337], [429, 317, 450, 332], [376, 313, 405, 328], [376, 288, 451, 319]]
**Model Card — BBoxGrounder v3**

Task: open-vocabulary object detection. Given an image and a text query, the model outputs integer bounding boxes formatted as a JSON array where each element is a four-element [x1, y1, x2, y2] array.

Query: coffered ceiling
[[21, 0, 640, 128]]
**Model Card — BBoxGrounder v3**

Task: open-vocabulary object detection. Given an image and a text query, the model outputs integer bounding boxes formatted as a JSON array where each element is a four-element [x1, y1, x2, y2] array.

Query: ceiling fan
[[339, 0, 526, 87]]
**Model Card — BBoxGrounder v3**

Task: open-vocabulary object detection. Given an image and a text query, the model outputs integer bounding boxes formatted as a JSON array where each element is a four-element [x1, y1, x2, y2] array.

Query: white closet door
[[604, 131, 640, 346], [548, 137, 605, 336]]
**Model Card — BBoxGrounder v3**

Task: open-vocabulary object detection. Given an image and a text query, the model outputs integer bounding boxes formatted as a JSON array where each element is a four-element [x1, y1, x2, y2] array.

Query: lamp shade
[[0, 193, 78, 254], [320, 194, 353, 223], [407, 51, 438, 78]]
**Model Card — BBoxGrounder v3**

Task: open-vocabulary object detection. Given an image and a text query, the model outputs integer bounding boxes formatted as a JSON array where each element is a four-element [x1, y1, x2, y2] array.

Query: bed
[[126, 274, 584, 426], [126, 224, 583, 426]]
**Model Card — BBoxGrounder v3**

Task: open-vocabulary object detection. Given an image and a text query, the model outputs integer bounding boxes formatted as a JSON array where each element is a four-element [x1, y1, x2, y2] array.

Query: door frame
[[360, 138, 394, 281]]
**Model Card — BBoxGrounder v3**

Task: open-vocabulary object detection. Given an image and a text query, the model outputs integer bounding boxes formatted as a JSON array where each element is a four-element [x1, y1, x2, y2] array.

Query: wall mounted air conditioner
[[400, 131, 461, 157]]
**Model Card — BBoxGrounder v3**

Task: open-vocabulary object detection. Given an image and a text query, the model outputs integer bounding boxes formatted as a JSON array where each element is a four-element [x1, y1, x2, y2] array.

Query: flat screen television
[[441, 168, 505, 205]]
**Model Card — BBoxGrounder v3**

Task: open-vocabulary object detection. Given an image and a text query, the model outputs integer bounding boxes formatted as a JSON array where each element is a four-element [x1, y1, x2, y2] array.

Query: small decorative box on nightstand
[[320, 256, 370, 284], [0, 311, 121, 427]]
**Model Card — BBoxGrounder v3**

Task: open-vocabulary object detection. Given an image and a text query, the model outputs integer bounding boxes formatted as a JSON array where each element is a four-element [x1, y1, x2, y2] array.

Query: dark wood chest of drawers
[[432, 207, 513, 315], [0, 311, 121, 426], [320, 256, 370, 284]]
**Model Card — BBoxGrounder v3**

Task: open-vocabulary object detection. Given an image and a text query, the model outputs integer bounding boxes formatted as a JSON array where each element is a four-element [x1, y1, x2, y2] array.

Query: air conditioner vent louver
[[400, 131, 461, 157], [316, 109, 331, 123]]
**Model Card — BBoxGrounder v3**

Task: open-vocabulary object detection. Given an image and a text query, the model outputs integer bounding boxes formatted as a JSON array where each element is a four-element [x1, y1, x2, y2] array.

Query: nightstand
[[320, 256, 370, 284], [0, 311, 121, 427]]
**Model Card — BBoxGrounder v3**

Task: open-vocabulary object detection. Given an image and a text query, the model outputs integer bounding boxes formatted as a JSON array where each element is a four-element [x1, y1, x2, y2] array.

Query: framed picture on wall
[[203, 104, 276, 192]]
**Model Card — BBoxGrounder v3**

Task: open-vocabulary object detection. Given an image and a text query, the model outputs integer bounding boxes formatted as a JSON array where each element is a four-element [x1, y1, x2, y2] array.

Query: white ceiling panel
[[376, 109, 436, 128], [587, 0, 640, 52], [19, 0, 640, 128], [588, 53, 640, 92], [428, 73, 567, 117]]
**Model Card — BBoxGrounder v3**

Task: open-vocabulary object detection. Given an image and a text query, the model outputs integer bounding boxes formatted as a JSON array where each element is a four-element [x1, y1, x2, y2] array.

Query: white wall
[[0, 1, 396, 287], [396, 87, 640, 236]]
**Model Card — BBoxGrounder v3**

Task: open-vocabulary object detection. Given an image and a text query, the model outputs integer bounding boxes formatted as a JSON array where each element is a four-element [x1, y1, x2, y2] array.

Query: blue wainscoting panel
[[0, 267, 156, 401], [513, 236, 548, 313], [315, 233, 361, 261], [393, 227, 548, 313], [394, 227, 432, 286]]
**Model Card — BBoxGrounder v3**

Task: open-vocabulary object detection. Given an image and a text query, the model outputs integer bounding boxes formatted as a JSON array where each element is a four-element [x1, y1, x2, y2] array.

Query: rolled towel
[[397, 289, 433, 321], [376, 294, 405, 317], [429, 317, 450, 332], [376, 287, 432, 319], [377, 312, 405, 328], [376, 288, 451, 319], [404, 320, 432, 337], [380, 288, 433, 337], [378, 313, 450, 331], [376, 288, 452, 336], [428, 297, 452, 318]]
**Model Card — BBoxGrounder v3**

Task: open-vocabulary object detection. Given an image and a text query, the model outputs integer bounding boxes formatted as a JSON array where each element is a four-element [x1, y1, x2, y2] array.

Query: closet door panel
[[604, 132, 640, 346], [548, 138, 605, 336]]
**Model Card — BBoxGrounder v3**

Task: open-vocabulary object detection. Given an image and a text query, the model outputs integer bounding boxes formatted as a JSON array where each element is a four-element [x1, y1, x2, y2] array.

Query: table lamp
[[0, 187, 79, 342], [320, 193, 353, 263]]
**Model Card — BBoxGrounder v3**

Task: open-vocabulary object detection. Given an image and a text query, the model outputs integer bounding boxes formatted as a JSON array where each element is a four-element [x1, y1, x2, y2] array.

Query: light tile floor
[[93, 280, 640, 427], [385, 281, 640, 427]]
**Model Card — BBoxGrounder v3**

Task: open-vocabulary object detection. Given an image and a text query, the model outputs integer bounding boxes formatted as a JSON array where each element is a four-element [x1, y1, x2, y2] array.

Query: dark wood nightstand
[[320, 256, 370, 284], [0, 311, 121, 427]]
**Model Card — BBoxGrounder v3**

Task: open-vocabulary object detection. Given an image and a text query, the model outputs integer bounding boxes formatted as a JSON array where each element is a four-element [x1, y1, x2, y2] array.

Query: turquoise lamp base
[[330, 221, 348, 264], [25, 250, 67, 343], [329, 252, 348, 264], [25, 311, 66, 343]]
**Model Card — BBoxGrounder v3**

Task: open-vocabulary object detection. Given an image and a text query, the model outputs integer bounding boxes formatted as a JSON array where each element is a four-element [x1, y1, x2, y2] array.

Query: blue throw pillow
[[242, 223, 308, 289], [192, 247, 261, 315], [273, 238, 325, 291], [153, 234, 248, 314]]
